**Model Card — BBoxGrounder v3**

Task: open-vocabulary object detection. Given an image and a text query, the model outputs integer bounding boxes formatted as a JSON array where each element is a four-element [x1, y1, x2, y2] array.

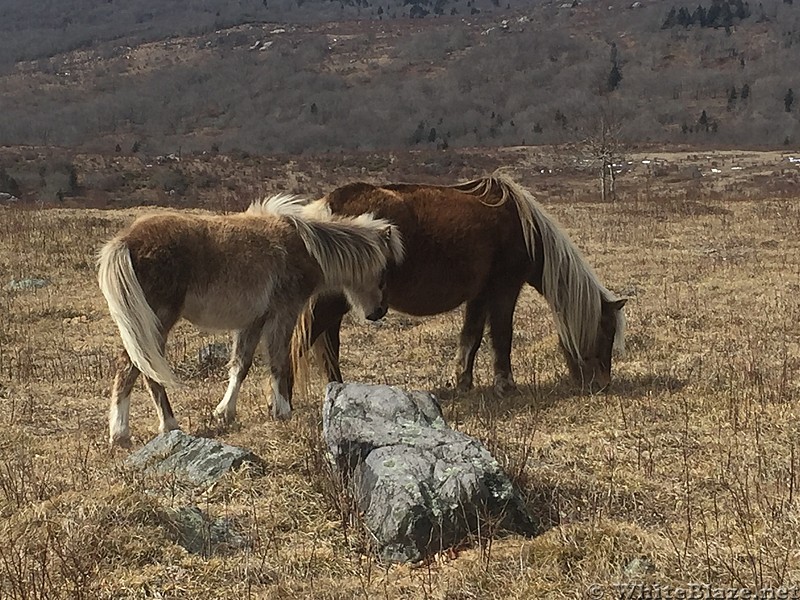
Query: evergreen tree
[[733, 0, 750, 19], [741, 83, 750, 99], [411, 121, 426, 144], [706, 0, 722, 25], [718, 1, 734, 27], [608, 63, 622, 91], [67, 165, 79, 194], [607, 43, 622, 92], [0, 166, 21, 197], [662, 6, 677, 28], [727, 85, 738, 109], [693, 4, 708, 26], [698, 110, 709, 131]]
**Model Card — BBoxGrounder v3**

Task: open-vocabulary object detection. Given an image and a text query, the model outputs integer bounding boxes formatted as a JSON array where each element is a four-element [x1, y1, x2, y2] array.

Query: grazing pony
[[98, 194, 404, 447], [296, 172, 626, 395]]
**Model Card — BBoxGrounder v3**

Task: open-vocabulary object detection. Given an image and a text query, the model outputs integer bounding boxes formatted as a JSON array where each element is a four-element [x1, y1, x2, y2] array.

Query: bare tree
[[578, 107, 626, 202]]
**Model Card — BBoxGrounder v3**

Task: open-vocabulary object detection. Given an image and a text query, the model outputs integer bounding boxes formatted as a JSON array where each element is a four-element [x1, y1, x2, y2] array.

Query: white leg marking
[[214, 377, 241, 424], [159, 414, 180, 433], [271, 376, 291, 420], [109, 392, 131, 447]]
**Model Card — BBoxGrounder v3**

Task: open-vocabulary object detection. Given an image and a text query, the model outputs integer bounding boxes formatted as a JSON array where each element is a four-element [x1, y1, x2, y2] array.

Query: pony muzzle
[[578, 359, 611, 391], [366, 305, 388, 321]]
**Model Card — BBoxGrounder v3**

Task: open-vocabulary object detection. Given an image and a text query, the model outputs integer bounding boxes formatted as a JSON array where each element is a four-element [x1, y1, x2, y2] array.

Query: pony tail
[[97, 238, 179, 387], [289, 298, 317, 400]]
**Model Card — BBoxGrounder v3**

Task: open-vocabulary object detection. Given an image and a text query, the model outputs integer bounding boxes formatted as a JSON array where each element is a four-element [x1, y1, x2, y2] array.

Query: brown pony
[[98, 194, 404, 447], [296, 172, 626, 395]]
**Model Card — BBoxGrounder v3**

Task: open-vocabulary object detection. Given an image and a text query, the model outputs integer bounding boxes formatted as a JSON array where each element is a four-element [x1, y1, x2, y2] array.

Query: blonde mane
[[454, 172, 626, 363], [247, 193, 404, 287], [246, 193, 310, 217], [291, 215, 404, 287]]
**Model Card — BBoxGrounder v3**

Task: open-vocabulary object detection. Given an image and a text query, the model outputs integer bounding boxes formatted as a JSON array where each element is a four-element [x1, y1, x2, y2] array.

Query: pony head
[[560, 297, 627, 391], [346, 266, 389, 321], [343, 222, 403, 322]]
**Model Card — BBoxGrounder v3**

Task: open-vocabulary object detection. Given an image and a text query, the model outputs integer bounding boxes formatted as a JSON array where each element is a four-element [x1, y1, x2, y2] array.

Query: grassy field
[[1, 155, 800, 599]]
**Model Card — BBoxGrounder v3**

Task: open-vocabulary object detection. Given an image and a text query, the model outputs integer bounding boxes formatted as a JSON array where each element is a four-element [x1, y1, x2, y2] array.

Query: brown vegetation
[[2, 0, 800, 154], [1, 148, 799, 598]]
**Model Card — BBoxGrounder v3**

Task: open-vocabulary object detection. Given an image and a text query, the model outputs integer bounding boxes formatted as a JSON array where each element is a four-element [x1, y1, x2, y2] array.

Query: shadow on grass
[[191, 414, 243, 440], [609, 371, 688, 398], [433, 370, 688, 417]]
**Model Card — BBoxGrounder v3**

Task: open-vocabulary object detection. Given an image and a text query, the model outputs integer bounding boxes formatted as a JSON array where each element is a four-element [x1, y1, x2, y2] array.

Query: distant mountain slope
[[0, 0, 516, 64], [1, 0, 798, 153]]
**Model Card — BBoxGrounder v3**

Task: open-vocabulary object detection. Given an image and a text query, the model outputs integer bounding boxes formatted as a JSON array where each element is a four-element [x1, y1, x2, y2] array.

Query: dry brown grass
[[1, 152, 800, 599]]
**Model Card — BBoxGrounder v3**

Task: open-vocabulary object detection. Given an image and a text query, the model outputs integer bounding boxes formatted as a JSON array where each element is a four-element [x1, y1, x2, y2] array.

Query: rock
[[125, 430, 263, 490], [6, 277, 50, 291], [623, 555, 656, 578], [167, 506, 249, 556], [323, 382, 539, 563]]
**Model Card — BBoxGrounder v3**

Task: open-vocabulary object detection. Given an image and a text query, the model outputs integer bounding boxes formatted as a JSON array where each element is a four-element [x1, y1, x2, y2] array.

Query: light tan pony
[[98, 194, 403, 448]]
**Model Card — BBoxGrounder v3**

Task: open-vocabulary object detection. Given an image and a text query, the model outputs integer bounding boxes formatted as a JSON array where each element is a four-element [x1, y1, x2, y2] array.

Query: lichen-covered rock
[[167, 506, 249, 556], [125, 430, 263, 490], [6, 277, 50, 291], [323, 382, 539, 563]]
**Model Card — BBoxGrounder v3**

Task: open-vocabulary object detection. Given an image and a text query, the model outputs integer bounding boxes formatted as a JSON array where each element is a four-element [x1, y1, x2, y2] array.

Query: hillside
[[1, 0, 799, 154]]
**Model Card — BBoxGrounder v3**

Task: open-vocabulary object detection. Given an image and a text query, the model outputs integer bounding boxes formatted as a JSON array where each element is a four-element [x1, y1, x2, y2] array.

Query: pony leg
[[141, 311, 180, 435], [290, 294, 348, 398], [311, 293, 349, 382], [213, 319, 267, 424], [264, 315, 299, 420], [109, 349, 141, 448], [143, 376, 180, 434], [455, 298, 488, 392], [488, 286, 522, 396], [318, 325, 344, 383]]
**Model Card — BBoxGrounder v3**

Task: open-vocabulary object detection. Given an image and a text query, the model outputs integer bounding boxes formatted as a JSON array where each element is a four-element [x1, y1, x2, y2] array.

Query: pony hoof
[[109, 435, 132, 449], [493, 380, 518, 398], [213, 411, 236, 425], [271, 406, 292, 421], [159, 419, 182, 434], [455, 378, 474, 393]]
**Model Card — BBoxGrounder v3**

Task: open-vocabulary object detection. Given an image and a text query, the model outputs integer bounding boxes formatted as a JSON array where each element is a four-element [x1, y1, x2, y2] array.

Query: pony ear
[[607, 298, 628, 311], [382, 226, 393, 241]]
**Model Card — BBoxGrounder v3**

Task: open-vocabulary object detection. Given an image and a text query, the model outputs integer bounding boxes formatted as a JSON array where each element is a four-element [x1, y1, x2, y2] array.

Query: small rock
[[6, 277, 50, 291], [167, 505, 249, 556], [125, 430, 263, 490], [623, 555, 657, 578]]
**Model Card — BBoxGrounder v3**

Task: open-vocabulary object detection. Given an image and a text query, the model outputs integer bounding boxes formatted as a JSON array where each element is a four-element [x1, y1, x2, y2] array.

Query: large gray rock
[[323, 382, 539, 563], [125, 430, 263, 489]]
